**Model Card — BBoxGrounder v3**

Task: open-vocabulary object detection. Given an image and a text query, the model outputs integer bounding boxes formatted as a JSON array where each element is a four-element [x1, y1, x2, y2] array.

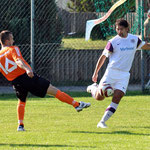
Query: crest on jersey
[[131, 39, 135, 43]]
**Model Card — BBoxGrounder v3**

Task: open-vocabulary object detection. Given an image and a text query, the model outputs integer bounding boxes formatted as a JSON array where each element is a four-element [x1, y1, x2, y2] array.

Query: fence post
[[140, 0, 145, 91], [31, 0, 35, 71]]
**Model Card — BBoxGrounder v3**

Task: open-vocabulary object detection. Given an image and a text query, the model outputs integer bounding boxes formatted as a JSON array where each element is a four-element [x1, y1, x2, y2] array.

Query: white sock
[[109, 102, 118, 110], [100, 102, 118, 123]]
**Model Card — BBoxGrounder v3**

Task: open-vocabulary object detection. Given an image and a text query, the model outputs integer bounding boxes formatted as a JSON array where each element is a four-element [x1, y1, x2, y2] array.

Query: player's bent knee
[[19, 98, 26, 103], [47, 84, 59, 96]]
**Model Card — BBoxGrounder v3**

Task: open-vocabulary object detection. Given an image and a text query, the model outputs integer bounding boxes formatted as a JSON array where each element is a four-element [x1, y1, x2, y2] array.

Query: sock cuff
[[18, 101, 26, 106], [55, 90, 61, 98], [110, 102, 118, 110], [106, 107, 116, 113], [18, 120, 24, 124]]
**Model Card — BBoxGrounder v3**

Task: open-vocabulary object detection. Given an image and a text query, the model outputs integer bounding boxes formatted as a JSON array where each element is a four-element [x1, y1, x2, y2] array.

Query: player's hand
[[26, 69, 34, 78], [92, 73, 98, 83]]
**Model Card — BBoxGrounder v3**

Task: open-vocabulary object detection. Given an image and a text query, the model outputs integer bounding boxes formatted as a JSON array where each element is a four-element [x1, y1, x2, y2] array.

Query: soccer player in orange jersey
[[0, 30, 91, 131]]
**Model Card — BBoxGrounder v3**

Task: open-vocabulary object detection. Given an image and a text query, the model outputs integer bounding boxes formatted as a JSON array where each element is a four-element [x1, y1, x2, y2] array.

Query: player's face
[[116, 25, 128, 38]]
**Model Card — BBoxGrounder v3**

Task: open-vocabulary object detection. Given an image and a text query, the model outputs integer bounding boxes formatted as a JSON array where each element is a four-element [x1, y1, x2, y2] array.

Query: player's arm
[[137, 37, 150, 50], [92, 54, 106, 83], [11, 46, 34, 78], [92, 41, 113, 83], [15, 58, 34, 78], [141, 42, 150, 50]]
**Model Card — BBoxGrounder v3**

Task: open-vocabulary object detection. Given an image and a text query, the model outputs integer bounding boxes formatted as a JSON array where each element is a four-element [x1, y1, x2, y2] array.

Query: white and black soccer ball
[[99, 84, 114, 97]]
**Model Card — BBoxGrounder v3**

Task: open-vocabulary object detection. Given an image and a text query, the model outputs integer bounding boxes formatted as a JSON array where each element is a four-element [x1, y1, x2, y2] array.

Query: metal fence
[[0, 0, 149, 93]]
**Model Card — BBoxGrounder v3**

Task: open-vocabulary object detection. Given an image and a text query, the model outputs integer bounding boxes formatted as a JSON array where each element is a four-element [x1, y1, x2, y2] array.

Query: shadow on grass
[[0, 143, 96, 148], [117, 126, 150, 129], [69, 130, 150, 136]]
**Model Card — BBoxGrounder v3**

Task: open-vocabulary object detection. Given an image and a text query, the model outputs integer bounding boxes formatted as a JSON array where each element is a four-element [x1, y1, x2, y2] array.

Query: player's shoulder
[[109, 35, 120, 44], [10, 45, 20, 50], [128, 33, 139, 40], [9, 46, 20, 52]]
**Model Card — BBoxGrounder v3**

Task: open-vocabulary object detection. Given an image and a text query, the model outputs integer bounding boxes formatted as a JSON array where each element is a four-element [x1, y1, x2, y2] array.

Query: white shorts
[[99, 68, 130, 93]]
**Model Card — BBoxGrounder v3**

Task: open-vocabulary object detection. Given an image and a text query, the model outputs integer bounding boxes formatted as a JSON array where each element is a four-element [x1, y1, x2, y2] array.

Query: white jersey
[[102, 33, 145, 72]]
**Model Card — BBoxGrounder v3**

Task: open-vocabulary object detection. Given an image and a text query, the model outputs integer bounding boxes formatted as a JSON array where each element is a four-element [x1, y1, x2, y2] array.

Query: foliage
[[34, 0, 63, 44], [91, 0, 135, 40], [67, 0, 135, 13], [0, 0, 63, 44], [93, 0, 112, 12], [67, 0, 95, 12]]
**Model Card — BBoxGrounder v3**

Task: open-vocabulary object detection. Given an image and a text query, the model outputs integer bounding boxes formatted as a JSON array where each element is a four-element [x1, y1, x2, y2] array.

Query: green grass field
[[0, 92, 150, 150], [61, 38, 108, 50]]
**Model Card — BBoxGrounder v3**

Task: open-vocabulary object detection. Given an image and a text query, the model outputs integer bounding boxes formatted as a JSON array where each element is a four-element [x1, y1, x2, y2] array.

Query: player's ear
[[126, 27, 129, 33]]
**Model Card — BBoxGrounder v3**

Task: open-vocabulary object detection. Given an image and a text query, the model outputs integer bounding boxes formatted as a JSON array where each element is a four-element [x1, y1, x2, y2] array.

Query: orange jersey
[[0, 46, 31, 81]]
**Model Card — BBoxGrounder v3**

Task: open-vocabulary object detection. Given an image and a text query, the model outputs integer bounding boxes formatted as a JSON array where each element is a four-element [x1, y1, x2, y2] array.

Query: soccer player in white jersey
[[87, 19, 150, 128]]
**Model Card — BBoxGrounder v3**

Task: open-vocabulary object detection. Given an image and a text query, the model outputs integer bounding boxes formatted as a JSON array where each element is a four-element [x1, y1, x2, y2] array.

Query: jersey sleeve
[[11, 46, 32, 69], [102, 41, 113, 57], [136, 38, 146, 49], [11, 46, 24, 61]]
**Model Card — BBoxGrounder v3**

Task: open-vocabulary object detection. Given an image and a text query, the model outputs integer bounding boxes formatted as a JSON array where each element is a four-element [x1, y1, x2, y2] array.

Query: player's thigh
[[29, 74, 50, 97], [14, 73, 50, 98], [13, 84, 28, 102], [99, 73, 115, 90], [113, 73, 130, 94]]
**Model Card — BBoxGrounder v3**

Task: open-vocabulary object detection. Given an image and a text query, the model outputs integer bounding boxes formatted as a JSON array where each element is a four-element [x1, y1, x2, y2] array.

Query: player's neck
[[124, 33, 128, 38], [2, 44, 12, 48], [120, 33, 128, 38]]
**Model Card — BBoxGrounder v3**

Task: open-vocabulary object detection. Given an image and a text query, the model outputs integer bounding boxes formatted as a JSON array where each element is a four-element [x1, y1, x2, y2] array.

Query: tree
[[91, 0, 135, 40], [67, 0, 95, 12], [0, 0, 63, 44]]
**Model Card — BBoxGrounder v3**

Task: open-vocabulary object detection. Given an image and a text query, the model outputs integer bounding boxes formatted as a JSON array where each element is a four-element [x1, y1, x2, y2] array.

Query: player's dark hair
[[0, 30, 12, 44], [115, 19, 129, 28], [115, 19, 130, 32]]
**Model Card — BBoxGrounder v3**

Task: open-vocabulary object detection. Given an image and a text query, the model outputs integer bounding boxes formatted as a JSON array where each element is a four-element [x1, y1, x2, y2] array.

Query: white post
[[31, 0, 35, 71], [140, 0, 145, 91]]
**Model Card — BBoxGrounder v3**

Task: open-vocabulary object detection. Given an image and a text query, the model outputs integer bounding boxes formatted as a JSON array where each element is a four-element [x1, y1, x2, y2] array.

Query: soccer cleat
[[97, 121, 107, 128], [87, 83, 98, 93], [75, 101, 91, 112], [17, 125, 25, 131]]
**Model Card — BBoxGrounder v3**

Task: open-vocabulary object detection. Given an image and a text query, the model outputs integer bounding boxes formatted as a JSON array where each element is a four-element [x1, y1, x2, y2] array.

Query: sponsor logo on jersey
[[120, 47, 134, 51]]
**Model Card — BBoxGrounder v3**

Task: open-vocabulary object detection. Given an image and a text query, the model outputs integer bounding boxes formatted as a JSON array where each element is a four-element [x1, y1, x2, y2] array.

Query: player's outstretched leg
[[75, 101, 91, 112], [47, 85, 91, 112]]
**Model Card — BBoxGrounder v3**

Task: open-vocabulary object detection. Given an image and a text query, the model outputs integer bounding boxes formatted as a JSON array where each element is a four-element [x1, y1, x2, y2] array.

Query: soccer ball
[[99, 84, 114, 97]]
